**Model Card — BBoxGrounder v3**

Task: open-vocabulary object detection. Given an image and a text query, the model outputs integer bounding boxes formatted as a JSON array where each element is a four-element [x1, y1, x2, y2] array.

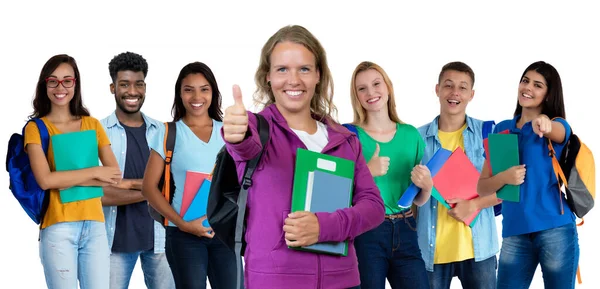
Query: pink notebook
[[432, 147, 480, 227], [180, 171, 211, 217]]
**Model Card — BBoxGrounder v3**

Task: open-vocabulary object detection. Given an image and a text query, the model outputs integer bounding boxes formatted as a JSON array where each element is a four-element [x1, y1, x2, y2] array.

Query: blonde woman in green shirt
[[343, 61, 432, 289]]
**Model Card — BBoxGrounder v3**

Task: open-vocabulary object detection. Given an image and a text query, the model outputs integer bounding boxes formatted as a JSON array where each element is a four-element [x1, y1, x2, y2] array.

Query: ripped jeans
[[355, 212, 430, 289], [39, 221, 110, 289]]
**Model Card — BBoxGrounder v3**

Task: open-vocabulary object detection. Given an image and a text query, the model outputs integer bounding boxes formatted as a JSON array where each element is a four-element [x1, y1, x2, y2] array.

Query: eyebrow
[[273, 64, 316, 69], [183, 84, 210, 88], [48, 75, 74, 78], [524, 76, 547, 87]]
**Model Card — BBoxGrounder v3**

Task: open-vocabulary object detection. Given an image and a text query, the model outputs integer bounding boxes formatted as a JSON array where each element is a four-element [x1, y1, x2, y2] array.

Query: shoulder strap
[[546, 116, 568, 215], [25, 118, 50, 154], [161, 122, 177, 226], [481, 120, 495, 139], [164, 122, 176, 164], [234, 113, 269, 289], [342, 123, 359, 137]]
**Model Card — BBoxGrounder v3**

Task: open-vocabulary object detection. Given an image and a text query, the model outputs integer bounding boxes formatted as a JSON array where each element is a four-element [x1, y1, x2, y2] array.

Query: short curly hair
[[108, 51, 148, 82]]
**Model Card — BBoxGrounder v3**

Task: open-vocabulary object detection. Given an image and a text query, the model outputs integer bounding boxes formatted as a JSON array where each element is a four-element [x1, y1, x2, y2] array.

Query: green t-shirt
[[357, 123, 425, 214]]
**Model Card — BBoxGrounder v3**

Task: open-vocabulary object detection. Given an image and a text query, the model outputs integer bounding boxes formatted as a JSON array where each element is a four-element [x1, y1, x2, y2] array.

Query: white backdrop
[[1, 1, 598, 288]]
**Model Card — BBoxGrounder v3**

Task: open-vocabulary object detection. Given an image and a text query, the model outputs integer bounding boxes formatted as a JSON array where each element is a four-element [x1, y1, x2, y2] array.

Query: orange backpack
[[547, 119, 595, 284]]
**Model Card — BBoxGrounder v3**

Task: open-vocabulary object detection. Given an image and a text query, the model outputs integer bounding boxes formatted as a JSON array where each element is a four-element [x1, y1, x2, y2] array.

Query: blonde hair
[[349, 61, 402, 125], [253, 25, 337, 122]]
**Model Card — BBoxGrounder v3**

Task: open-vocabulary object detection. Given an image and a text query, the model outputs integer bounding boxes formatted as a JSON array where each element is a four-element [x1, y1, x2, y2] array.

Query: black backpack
[[207, 113, 269, 289], [148, 122, 176, 226]]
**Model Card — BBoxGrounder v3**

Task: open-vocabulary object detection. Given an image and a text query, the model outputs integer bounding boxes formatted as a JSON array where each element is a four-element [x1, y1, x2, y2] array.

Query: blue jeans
[[428, 256, 497, 289], [39, 221, 110, 289], [165, 226, 240, 289], [497, 222, 579, 289], [355, 215, 429, 289], [110, 249, 175, 289]]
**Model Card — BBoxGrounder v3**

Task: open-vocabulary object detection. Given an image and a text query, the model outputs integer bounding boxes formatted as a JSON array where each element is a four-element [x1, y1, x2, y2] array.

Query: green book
[[52, 130, 104, 203], [487, 133, 520, 202], [290, 148, 355, 256]]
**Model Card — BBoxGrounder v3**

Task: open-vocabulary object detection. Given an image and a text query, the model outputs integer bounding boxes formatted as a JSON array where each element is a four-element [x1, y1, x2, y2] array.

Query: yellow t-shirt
[[24, 116, 111, 229], [433, 123, 475, 264]]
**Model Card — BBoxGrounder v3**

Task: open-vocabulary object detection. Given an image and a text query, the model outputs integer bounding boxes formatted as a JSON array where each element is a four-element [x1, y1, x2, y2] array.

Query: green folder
[[487, 134, 520, 202], [52, 130, 104, 203], [431, 186, 451, 209], [290, 148, 355, 256]]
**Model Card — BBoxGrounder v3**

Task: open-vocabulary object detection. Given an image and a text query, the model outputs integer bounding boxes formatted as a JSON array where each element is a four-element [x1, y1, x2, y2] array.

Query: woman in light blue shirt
[[142, 62, 238, 289]]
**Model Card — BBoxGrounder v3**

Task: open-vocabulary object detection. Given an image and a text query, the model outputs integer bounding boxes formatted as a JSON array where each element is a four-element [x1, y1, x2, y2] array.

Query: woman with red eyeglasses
[[24, 54, 122, 289]]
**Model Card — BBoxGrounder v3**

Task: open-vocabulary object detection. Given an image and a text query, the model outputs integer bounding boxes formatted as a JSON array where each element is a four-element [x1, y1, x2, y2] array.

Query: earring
[[267, 81, 271, 87]]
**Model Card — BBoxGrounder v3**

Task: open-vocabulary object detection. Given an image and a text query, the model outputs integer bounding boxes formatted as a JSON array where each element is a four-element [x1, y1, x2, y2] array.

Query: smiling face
[[354, 69, 389, 113], [436, 69, 474, 116], [111, 70, 146, 114], [518, 70, 548, 111], [266, 41, 320, 116], [180, 73, 212, 118], [46, 63, 76, 108]]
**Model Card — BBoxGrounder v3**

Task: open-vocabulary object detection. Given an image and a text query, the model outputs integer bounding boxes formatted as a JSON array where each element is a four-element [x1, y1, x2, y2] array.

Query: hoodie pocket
[[269, 210, 315, 272]]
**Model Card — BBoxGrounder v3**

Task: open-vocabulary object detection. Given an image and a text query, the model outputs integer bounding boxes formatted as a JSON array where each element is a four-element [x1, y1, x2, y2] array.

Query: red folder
[[432, 147, 480, 227], [180, 171, 211, 217], [483, 129, 510, 173]]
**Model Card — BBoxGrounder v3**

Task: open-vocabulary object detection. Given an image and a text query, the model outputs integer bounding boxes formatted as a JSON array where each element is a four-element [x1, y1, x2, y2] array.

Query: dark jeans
[[428, 256, 497, 289], [165, 227, 241, 289], [497, 222, 579, 289], [355, 215, 429, 289]]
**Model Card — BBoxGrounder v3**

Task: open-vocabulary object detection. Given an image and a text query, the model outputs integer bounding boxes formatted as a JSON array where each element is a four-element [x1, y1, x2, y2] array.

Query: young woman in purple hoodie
[[221, 25, 386, 289]]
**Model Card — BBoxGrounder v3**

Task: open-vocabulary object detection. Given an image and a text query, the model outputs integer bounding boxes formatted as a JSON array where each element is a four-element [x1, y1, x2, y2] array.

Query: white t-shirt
[[290, 121, 329, 152]]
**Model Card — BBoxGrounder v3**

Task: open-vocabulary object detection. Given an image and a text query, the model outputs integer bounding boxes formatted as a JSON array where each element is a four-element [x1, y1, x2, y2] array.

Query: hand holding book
[[283, 211, 320, 247]]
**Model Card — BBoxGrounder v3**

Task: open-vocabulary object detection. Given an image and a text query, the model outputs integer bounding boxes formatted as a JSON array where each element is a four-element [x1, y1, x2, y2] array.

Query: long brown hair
[[29, 54, 89, 119]]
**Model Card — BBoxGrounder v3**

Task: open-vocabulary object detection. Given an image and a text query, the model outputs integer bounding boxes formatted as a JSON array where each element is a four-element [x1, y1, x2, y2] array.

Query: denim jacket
[[417, 115, 499, 272], [100, 111, 165, 253]]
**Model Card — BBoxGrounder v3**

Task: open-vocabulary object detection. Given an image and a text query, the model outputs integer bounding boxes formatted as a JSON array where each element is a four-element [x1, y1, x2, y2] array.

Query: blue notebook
[[301, 169, 353, 255], [397, 148, 452, 208], [182, 179, 211, 228]]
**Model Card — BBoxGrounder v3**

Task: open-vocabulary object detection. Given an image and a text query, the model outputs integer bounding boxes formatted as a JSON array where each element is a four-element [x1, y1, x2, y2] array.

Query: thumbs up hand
[[223, 85, 249, 143], [367, 144, 390, 177]]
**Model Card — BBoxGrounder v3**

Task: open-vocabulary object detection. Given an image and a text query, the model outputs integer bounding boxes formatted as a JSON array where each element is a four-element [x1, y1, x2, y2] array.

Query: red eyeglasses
[[46, 77, 76, 88]]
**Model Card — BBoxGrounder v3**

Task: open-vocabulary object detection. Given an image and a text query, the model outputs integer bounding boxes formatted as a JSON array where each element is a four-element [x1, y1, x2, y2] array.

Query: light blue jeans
[[39, 221, 110, 289], [110, 250, 174, 289], [497, 222, 580, 289]]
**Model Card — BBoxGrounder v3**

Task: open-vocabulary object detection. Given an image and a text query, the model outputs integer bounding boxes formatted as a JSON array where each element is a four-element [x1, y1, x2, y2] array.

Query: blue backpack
[[343, 121, 502, 216], [6, 119, 50, 225]]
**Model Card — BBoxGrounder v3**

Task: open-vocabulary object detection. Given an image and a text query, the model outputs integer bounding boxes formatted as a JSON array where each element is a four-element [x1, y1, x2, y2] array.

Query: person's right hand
[[182, 216, 214, 238], [367, 144, 390, 177], [223, 85, 249, 144], [93, 166, 122, 184], [500, 164, 526, 185]]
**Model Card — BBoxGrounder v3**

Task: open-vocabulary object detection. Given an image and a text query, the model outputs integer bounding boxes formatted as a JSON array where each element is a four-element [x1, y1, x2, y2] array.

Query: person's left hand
[[283, 211, 320, 247], [447, 198, 478, 222]]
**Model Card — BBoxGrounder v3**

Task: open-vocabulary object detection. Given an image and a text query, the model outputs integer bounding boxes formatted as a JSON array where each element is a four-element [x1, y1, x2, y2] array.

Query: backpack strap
[[481, 121, 503, 216], [161, 122, 177, 226], [27, 118, 50, 231], [342, 123, 359, 137], [546, 117, 569, 215], [481, 120, 495, 140], [24, 118, 50, 154], [234, 113, 269, 289]]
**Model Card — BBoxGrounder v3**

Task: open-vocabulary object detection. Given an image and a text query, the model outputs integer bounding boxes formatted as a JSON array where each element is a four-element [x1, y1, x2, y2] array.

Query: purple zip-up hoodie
[[222, 104, 385, 289]]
